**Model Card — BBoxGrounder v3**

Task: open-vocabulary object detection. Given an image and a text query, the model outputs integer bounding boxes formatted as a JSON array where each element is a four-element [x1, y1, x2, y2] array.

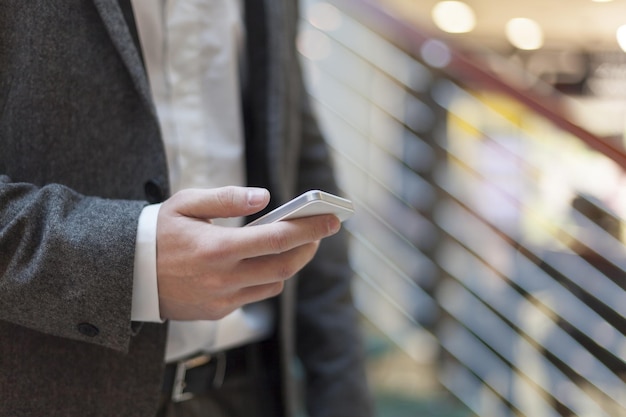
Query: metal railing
[[299, 0, 626, 415]]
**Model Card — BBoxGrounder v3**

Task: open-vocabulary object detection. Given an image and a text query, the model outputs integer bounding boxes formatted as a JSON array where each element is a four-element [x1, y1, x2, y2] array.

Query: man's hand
[[156, 186, 341, 321]]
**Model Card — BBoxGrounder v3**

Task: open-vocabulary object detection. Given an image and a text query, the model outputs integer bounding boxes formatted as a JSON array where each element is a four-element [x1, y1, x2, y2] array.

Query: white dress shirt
[[129, 0, 273, 362]]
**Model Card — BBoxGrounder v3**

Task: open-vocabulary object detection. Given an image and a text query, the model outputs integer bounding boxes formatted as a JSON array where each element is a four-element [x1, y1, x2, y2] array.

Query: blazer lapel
[[92, 0, 156, 118]]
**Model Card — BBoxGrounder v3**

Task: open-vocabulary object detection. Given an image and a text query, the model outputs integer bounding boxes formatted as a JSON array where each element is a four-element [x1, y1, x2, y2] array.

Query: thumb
[[169, 186, 270, 220]]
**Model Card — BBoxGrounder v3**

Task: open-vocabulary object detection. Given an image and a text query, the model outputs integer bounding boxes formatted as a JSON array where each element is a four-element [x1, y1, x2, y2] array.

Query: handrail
[[301, 0, 626, 414], [328, 0, 626, 169]]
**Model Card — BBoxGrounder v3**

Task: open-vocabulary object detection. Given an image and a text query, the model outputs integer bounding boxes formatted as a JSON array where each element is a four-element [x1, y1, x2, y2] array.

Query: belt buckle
[[172, 354, 212, 402]]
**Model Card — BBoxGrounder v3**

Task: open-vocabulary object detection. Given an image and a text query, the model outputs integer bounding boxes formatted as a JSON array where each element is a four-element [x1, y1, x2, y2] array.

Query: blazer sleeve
[[294, 70, 375, 417], [0, 175, 145, 353]]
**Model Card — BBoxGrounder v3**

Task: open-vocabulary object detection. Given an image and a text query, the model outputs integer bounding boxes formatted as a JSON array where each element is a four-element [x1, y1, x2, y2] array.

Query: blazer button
[[77, 322, 100, 337], [144, 179, 165, 203]]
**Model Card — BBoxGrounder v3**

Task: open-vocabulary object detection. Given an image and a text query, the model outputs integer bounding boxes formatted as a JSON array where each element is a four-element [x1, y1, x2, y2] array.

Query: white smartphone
[[246, 190, 354, 226]]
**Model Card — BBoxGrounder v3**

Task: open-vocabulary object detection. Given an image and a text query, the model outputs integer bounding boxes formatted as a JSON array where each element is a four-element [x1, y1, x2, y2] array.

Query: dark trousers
[[158, 342, 282, 417]]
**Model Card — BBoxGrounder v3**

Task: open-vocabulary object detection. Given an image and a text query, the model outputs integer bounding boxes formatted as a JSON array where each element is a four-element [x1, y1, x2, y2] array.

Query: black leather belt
[[163, 345, 251, 402]]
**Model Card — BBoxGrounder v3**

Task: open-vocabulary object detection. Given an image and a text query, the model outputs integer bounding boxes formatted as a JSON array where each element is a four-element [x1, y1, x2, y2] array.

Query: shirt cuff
[[131, 203, 164, 322]]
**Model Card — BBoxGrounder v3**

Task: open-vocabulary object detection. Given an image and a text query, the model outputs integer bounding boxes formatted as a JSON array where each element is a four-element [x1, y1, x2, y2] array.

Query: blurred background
[[296, 0, 626, 416]]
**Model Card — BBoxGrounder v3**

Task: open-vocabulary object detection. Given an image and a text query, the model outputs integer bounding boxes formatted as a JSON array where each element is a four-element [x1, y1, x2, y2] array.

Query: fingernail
[[247, 188, 268, 206], [328, 216, 341, 234]]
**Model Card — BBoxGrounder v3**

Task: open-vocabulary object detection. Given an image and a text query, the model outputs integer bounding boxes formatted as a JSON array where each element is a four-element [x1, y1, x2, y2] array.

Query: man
[[0, 1, 373, 416]]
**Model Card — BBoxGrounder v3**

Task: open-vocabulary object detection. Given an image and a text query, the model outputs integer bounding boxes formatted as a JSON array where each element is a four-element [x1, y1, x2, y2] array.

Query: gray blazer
[[0, 1, 372, 416]]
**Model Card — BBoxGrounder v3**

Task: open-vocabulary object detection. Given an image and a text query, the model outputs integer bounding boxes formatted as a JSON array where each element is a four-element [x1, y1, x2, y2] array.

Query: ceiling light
[[431, 1, 476, 34], [617, 24, 626, 52], [591, 0, 614, 3], [505, 18, 544, 50]]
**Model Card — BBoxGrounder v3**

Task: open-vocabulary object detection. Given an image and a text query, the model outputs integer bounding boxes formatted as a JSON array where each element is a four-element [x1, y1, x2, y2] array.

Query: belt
[[162, 345, 252, 402]]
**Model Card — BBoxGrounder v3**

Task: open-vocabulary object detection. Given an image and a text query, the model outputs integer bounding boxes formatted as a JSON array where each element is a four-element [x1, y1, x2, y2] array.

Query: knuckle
[[275, 266, 291, 281], [268, 281, 284, 297], [310, 240, 321, 256], [198, 233, 235, 263], [216, 186, 237, 209], [200, 274, 225, 294], [267, 229, 290, 254], [276, 260, 298, 280], [210, 297, 236, 319], [202, 243, 229, 264], [301, 241, 319, 263], [210, 309, 229, 320]]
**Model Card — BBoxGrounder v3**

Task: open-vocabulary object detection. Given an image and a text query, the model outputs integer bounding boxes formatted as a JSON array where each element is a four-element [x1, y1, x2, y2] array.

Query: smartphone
[[246, 190, 354, 226]]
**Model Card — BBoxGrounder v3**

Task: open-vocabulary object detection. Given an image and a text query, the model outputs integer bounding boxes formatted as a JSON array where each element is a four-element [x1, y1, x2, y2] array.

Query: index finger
[[230, 214, 341, 259]]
